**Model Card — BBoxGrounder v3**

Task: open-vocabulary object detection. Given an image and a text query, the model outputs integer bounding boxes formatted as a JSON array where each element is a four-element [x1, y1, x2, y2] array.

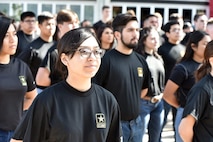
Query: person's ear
[[60, 53, 68, 66], [191, 43, 197, 51], [114, 31, 120, 40]]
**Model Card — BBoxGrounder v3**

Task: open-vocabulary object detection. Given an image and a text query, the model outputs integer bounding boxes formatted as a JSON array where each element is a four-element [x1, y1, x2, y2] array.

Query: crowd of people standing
[[0, 4, 213, 142]]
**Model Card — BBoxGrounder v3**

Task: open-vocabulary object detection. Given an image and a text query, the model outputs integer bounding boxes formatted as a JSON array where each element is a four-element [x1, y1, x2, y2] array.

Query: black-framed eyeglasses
[[23, 20, 36, 23], [77, 46, 105, 58]]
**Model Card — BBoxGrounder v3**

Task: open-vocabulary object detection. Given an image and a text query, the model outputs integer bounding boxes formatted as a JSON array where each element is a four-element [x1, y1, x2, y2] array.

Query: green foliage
[[11, 3, 23, 21]]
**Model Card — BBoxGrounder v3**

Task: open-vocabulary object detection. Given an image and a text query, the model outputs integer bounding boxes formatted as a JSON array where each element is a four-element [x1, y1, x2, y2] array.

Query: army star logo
[[96, 113, 106, 128], [19, 76, 27, 86]]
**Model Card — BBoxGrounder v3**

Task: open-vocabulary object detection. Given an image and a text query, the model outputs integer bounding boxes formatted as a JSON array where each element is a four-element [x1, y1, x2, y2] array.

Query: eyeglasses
[[170, 28, 181, 33], [23, 20, 36, 23], [76, 47, 105, 58]]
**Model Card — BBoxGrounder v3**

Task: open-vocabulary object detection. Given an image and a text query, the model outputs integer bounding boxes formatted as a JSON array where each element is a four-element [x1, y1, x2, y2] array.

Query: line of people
[[0, 4, 213, 142]]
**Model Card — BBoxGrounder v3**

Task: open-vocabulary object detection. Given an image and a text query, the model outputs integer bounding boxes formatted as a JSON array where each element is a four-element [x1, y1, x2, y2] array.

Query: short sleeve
[[169, 64, 187, 86], [182, 87, 208, 120], [25, 65, 36, 92], [13, 95, 49, 141]]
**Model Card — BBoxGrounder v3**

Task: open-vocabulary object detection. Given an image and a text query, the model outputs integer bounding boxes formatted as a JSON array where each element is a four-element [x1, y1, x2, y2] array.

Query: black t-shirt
[[93, 49, 150, 121], [15, 30, 37, 57], [17, 37, 55, 79], [40, 42, 62, 85], [13, 82, 121, 142], [93, 20, 105, 33], [182, 74, 213, 142], [169, 59, 201, 107], [0, 57, 36, 131], [158, 41, 186, 82]]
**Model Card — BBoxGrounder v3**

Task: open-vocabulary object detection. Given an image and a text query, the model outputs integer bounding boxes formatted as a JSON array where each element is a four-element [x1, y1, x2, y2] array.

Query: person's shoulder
[[93, 20, 102, 26], [134, 51, 147, 62], [93, 83, 116, 99], [16, 30, 24, 36], [36, 81, 64, 100], [11, 57, 29, 66]]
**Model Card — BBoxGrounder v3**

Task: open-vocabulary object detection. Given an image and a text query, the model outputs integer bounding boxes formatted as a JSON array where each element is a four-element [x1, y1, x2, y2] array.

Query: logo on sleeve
[[137, 67, 143, 77], [19, 76, 27, 86], [96, 113, 106, 128]]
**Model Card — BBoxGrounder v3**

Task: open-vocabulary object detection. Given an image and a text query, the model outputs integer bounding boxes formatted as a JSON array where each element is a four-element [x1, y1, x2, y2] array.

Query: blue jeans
[[121, 115, 142, 142], [140, 99, 164, 142], [175, 107, 184, 142], [0, 129, 14, 142]]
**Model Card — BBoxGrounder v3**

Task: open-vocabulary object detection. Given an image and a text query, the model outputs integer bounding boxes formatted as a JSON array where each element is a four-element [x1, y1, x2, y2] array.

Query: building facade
[[0, 0, 210, 27]]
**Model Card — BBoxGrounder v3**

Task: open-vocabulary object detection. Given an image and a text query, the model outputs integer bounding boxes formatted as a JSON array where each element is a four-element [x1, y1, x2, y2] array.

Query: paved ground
[[143, 111, 175, 142]]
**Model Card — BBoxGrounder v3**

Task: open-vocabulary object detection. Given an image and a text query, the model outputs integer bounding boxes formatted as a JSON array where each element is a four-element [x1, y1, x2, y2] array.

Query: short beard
[[121, 35, 138, 49]]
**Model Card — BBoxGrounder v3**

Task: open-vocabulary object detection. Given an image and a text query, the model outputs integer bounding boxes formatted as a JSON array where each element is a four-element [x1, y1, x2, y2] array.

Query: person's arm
[[179, 114, 196, 142], [10, 139, 22, 142], [140, 88, 148, 98], [23, 89, 37, 111], [163, 80, 180, 108], [36, 67, 51, 87]]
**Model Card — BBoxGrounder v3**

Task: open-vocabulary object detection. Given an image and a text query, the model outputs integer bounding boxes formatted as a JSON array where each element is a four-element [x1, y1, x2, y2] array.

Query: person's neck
[[144, 47, 153, 55], [168, 39, 180, 45], [102, 18, 110, 23], [23, 30, 34, 35], [40, 34, 53, 42], [115, 45, 133, 55], [66, 75, 91, 92], [193, 55, 203, 63], [0, 54, 10, 64], [101, 42, 111, 50]]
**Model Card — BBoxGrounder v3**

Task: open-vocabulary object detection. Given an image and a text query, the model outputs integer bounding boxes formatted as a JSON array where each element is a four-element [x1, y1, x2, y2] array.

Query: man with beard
[[93, 13, 151, 142]]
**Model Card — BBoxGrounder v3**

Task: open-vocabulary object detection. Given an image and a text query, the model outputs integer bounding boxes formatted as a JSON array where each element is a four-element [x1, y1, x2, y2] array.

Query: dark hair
[[20, 11, 36, 21], [96, 24, 114, 49], [80, 19, 91, 27], [56, 27, 99, 79], [112, 13, 138, 32], [136, 26, 161, 59], [193, 12, 206, 21], [144, 14, 157, 21], [102, 5, 110, 11], [195, 40, 213, 81], [180, 30, 209, 62], [0, 16, 15, 50], [183, 22, 192, 30], [37, 11, 54, 24], [162, 21, 180, 33], [169, 13, 182, 21], [56, 9, 79, 24]]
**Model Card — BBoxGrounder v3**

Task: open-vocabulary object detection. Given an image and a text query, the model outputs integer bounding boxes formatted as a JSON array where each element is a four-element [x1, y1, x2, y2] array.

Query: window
[[42, 4, 52, 13], [56, 4, 66, 13], [0, 3, 9, 15], [70, 5, 80, 19], [113, 6, 122, 18], [84, 5, 93, 24], [27, 4, 37, 16], [12, 3, 23, 21], [183, 9, 192, 22], [141, 7, 150, 27]]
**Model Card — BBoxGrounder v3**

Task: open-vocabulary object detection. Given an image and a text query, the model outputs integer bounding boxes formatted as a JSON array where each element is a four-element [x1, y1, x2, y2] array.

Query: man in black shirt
[[93, 5, 111, 33], [94, 13, 150, 142], [15, 11, 38, 57]]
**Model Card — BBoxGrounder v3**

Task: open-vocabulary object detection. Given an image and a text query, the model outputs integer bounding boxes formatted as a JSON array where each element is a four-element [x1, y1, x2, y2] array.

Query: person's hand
[[151, 93, 163, 103]]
